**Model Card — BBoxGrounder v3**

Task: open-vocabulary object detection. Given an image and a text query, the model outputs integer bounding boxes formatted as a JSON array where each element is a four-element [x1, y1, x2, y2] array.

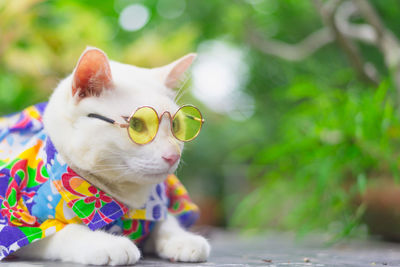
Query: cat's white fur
[[14, 48, 210, 265]]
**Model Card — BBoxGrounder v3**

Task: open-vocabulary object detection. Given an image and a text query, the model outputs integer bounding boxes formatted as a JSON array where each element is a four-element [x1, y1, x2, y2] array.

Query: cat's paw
[[156, 234, 210, 262], [73, 235, 141, 266]]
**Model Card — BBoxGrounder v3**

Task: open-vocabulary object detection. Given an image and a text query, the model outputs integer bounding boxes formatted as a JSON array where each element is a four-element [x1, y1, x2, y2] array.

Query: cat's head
[[43, 47, 196, 186]]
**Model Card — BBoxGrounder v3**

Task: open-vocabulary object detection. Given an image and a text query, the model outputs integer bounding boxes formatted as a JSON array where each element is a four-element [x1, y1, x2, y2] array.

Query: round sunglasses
[[87, 105, 204, 145]]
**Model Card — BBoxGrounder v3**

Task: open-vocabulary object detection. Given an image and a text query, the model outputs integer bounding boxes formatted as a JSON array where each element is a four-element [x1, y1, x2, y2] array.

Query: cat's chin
[[123, 162, 178, 185], [133, 172, 170, 185]]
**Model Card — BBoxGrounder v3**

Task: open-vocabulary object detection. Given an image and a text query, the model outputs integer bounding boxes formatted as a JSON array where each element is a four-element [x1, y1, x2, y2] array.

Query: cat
[[5, 47, 211, 265]]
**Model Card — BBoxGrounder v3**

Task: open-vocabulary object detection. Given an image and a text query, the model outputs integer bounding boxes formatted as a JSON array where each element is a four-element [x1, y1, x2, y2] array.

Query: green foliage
[[232, 80, 400, 236]]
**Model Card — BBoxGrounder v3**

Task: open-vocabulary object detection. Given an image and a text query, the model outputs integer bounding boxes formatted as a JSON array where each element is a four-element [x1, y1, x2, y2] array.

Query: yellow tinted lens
[[173, 106, 203, 141], [128, 107, 159, 144]]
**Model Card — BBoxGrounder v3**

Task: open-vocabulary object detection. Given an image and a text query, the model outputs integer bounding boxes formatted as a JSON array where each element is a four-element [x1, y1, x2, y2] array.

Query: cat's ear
[[154, 53, 196, 89], [72, 47, 113, 101]]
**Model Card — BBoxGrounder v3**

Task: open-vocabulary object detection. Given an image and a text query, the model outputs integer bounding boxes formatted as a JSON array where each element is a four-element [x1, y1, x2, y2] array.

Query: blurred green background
[[2, 0, 400, 240]]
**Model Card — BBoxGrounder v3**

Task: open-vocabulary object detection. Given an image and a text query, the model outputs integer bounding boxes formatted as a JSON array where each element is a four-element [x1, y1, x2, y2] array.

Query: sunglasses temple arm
[[117, 123, 129, 128], [185, 114, 205, 123], [87, 113, 129, 128]]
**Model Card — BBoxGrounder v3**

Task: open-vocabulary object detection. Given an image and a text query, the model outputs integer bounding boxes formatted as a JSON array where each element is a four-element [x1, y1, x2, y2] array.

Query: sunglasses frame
[[88, 105, 204, 145]]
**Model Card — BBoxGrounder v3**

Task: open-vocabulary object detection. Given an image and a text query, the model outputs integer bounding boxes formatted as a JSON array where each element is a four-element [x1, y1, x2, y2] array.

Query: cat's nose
[[162, 153, 180, 166]]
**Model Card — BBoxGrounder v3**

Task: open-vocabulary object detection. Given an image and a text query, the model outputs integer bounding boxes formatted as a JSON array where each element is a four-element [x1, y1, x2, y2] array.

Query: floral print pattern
[[85, 186, 113, 208]]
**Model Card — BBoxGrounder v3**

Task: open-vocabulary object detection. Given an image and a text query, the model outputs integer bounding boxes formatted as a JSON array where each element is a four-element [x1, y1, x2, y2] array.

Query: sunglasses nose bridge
[[156, 111, 173, 133], [159, 111, 173, 124]]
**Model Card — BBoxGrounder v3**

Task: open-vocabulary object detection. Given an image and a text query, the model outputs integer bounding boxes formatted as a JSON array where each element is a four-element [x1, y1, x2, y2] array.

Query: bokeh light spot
[[119, 4, 150, 32], [157, 0, 186, 19], [192, 41, 254, 121]]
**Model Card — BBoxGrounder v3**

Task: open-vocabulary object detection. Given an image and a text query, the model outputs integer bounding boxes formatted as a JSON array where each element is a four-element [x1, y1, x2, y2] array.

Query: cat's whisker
[[90, 167, 131, 174], [94, 160, 125, 164], [175, 159, 186, 173], [91, 164, 127, 169], [98, 152, 125, 158], [91, 166, 129, 171], [94, 162, 126, 165], [97, 151, 134, 159], [91, 165, 129, 170], [174, 73, 192, 103], [112, 169, 135, 180]]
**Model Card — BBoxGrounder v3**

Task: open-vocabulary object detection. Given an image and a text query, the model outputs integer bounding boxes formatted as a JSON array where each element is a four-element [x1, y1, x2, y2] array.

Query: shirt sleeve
[[165, 174, 199, 228]]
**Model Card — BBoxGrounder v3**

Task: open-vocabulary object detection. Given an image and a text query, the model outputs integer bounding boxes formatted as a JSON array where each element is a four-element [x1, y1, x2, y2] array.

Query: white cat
[[13, 47, 210, 265]]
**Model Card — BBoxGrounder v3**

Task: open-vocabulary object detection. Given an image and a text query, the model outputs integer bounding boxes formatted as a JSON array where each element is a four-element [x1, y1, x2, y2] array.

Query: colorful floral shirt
[[0, 103, 199, 260]]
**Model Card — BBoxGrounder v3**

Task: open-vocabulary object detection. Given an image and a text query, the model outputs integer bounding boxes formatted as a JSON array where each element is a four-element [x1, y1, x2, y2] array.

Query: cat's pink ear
[[156, 53, 196, 89], [72, 48, 113, 100]]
